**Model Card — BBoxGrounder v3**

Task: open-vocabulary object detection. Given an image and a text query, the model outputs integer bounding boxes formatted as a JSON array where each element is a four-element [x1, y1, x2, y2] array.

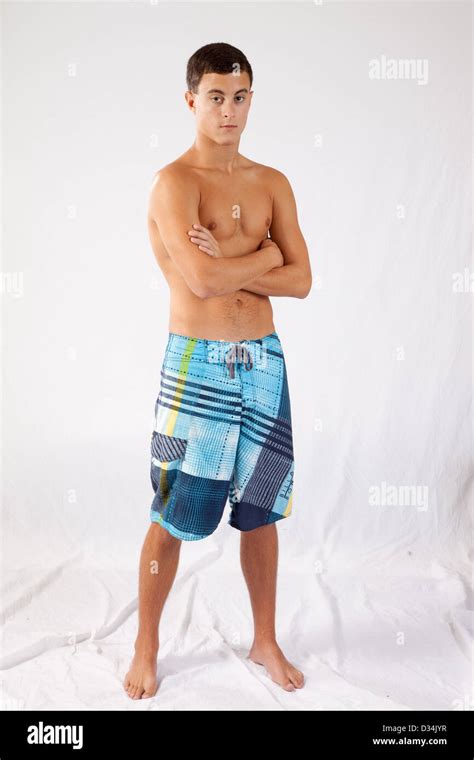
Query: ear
[[184, 91, 196, 112]]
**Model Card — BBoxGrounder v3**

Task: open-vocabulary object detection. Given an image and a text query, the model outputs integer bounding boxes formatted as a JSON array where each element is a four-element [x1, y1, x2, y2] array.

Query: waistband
[[164, 330, 283, 377], [167, 330, 279, 346]]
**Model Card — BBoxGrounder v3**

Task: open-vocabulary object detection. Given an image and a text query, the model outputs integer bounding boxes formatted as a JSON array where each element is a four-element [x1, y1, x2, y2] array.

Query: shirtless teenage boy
[[124, 42, 312, 699]]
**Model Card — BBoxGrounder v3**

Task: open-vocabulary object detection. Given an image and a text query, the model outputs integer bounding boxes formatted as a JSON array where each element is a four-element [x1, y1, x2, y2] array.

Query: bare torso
[[147, 151, 277, 341]]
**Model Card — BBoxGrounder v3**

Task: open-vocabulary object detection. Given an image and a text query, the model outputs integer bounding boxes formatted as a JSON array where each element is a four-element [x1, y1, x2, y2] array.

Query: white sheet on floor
[[1, 1, 472, 711]]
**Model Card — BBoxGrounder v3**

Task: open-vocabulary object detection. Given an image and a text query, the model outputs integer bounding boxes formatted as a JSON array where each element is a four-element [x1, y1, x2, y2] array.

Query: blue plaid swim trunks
[[149, 330, 294, 541]]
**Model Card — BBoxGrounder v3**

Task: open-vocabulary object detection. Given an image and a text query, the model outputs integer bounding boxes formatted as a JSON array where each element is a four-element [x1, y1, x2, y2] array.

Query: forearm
[[241, 263, 311, 298], [202, 247, 279, 297]]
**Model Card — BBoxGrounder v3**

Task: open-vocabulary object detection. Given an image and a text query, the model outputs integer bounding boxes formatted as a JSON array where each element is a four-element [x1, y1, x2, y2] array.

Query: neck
[[189, 132, 242, 173]]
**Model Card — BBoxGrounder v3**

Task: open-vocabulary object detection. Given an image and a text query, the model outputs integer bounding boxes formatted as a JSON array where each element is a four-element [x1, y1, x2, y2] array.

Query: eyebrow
[[206, 88, 249, 95]]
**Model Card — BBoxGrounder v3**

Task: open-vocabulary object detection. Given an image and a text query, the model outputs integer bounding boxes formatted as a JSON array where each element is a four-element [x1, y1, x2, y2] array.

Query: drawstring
[[224, 343, 253, 379]]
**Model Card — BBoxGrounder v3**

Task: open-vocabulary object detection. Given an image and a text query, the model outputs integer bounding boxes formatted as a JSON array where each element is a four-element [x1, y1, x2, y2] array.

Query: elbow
[[188, 266, 221, 299], [295, 274, 312, 299], [199, 282, 224, 299], [191, 282, 215, 299]]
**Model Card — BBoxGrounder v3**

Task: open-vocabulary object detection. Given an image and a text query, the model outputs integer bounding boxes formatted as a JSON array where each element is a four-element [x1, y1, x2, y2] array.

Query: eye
[[235, 96, 245, 102]]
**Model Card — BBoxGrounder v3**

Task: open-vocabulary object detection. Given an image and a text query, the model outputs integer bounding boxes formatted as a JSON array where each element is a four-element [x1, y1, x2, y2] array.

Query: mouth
[[220, 125, 237, 129]]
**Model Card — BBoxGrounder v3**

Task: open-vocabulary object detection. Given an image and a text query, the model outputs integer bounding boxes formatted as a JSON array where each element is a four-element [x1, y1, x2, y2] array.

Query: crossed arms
[[242, 169, 312, 298], [148, 166, 312, 299]]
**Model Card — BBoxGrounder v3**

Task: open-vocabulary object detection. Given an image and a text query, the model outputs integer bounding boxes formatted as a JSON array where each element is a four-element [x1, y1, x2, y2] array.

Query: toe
[[292, 670, 305, 688], [143, 681, 158, 698]]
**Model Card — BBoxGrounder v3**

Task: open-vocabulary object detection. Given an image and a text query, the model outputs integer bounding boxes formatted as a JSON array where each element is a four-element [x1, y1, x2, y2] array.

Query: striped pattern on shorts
[[149, 330, 294, 541]]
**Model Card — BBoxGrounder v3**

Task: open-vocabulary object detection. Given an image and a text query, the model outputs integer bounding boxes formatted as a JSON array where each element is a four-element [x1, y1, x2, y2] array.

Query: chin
[[217, 132, 239, 144]]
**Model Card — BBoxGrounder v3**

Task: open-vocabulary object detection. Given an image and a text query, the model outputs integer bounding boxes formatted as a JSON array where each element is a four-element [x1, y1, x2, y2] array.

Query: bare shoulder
[[242, 157, 291, 190], [148, 160, 200, 221], [262, 164, 292, 189], [150, 159, 198, 193]]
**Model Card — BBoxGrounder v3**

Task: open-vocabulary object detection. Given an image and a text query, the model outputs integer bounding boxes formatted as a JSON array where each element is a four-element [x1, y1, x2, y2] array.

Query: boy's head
[[185, 42, 254, 144], [186, 42, 253, 93]]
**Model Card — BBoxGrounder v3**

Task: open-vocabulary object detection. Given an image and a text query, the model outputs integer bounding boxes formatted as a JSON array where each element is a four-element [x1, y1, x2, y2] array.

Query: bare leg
[[123, 522, 181, 699], [240, 523, 304, 691]]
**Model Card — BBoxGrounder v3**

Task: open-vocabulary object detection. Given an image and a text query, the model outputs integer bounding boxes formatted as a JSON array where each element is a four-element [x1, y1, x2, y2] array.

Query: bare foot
[[248, 640, 305, 691], [123, 641, 159, 700]]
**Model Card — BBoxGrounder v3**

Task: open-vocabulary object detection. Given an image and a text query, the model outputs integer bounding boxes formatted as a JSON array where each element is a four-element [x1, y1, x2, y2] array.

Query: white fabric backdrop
[[1, 0, 472, 711]]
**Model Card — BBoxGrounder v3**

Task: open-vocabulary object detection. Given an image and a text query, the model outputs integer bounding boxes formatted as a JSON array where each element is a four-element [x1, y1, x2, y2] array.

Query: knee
[[149, 521, 182, 547]]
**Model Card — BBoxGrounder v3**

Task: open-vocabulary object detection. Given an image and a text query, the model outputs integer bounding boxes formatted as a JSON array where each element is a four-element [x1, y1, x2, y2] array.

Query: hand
[[259, 237, 284, 267], [187, 224, 222, 257]]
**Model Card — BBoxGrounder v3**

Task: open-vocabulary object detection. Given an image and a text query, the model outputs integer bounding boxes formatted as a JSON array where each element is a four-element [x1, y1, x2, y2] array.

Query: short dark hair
[[186, 42, 253, 93]]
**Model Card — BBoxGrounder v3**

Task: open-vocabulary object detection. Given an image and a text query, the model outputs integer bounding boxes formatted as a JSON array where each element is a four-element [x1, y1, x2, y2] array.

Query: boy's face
[[185, 71, 253, 144]]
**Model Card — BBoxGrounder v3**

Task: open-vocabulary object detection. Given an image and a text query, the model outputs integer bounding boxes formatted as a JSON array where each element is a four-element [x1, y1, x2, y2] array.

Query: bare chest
[[198, 181, 272, 255]]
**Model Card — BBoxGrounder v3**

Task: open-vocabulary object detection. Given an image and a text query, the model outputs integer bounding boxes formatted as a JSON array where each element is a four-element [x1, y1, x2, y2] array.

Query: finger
[[198, 245, 214, 255], [188, 231, 211, 242], [190, 239, 218, 256], [188, 232, 213, 246], [191, 225, 217, 244], [189, 224, 209, 237]]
